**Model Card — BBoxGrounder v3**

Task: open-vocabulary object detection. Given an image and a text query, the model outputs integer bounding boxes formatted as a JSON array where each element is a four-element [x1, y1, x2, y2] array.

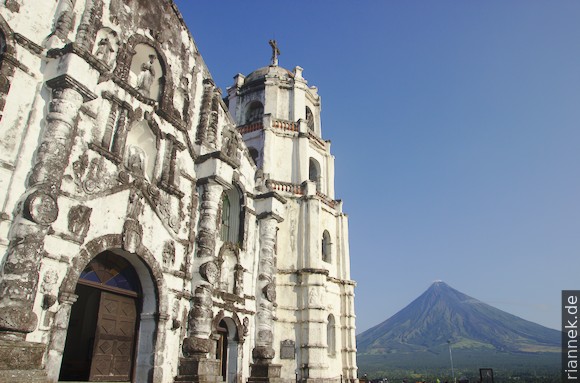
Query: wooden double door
[[60, 286, 138, 382], [89, 291, 137, 381]]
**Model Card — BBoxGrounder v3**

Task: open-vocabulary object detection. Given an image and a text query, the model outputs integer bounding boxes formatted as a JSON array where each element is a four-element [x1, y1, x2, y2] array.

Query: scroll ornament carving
[[73, 153, 118, 195], [72, 152, 182, 235]]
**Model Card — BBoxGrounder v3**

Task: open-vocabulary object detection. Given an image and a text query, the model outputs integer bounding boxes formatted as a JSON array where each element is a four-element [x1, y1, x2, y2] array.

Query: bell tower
[[226, 42, 335, 199], [227, 42, 357, 383]]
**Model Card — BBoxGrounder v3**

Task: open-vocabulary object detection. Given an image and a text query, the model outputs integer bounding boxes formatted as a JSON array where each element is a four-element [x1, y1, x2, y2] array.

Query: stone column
[[0, 75, 95, 338], [75, 0, 103, 52], [46, 0, 76, 47], [45, 292, 78, 382], [195, 80, 215, 146], [176, 180, 223, 383], [249, 215, 282, 383]]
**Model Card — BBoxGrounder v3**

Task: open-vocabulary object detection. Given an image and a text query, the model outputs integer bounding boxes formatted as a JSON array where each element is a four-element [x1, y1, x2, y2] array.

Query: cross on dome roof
[[269, 39, 280, 66]]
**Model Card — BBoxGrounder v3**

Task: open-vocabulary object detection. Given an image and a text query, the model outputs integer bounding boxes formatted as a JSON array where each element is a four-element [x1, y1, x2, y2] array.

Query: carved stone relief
[[39, 269, 58, 310], [199, 261, 218, 284], [67, 204, 92, 240], [162, 240, 175, 268], [72, 153, 119, 195], [221, 127, 241, 167], [308, 288, 321, 307]]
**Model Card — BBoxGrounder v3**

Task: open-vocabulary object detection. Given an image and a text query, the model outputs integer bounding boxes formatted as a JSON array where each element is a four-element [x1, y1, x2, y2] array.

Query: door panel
[[89, 291, 137, 382]]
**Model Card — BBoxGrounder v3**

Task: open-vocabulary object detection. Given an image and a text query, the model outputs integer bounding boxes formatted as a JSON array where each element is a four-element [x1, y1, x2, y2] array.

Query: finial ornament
[[269, 39, 281, 66]]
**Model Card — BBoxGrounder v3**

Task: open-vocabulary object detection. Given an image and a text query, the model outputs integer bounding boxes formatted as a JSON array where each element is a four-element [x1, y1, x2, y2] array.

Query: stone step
[[0, 369, 47, 383]]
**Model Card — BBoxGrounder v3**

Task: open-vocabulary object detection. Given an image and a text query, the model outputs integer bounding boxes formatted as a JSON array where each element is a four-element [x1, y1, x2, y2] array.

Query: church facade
[[0, 1, 357, 383]]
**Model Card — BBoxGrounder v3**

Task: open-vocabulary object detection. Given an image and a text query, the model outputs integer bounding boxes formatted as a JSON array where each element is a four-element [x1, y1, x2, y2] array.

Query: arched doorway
[[59, 251, 142, 382], [215, 318, 240, 383]]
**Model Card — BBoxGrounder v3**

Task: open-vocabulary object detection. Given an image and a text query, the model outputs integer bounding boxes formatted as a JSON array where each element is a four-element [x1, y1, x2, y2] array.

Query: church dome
[[245, 65, 294, 84]]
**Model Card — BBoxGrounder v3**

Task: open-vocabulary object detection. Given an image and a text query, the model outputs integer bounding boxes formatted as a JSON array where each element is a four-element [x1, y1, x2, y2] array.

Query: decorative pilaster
[[75, 0, 103, 52], [45, 292, 78, 382], [249, 215, 283, 383], [47, 0, 76, 46], [176, 180, 223, 383], [195, 181, 222, 260], [0, 75, 95, 337], [195, 79, 219, 148]]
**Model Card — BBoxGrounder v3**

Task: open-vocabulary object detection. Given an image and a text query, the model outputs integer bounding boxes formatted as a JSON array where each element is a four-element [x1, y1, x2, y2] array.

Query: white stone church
[[0, 1, 357, 382]]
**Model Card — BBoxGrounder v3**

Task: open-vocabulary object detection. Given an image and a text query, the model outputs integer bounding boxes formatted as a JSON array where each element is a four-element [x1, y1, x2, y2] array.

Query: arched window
[[306, 106, 314, 131], [220, 194, 231, 241], [220, 187, 242, 244], [216, 319, 228, 379], [322, 230, 331, 263], [245, 101, 263, 124], [327, 314, 336, 356], [309, 158, 321, 192], [248, 147, 259, 167]]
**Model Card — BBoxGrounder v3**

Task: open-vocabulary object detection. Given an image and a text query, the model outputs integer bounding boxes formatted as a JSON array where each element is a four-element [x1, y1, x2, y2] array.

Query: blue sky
[[174, 1, 580, 332]]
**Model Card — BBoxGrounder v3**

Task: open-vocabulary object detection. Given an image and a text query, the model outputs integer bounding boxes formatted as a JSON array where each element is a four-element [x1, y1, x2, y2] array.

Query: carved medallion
[[199, 261, 219, 284], [24, 191, 58, 225], [263, 282, 276, 302]]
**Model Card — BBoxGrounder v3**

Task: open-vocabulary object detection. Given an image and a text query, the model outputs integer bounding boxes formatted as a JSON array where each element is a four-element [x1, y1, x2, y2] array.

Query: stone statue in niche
[[127, 188, 144, 219], [126, 145, 145, 177], [123, 189, 144, 253], [162, 240, 176, 267], [234, 264, 244, 296], [67, 205, 92, 240], [221, 129, 241, 165], [136, 54, 157, 98], [40, 269, 58, 309], [95, 38, 115, 66], [174, 76, 190, 120], [243, 317, 249, 336]]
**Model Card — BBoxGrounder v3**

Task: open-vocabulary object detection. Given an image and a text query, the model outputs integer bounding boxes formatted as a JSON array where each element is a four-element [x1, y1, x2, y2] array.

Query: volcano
[[357, 281, 560, 355]]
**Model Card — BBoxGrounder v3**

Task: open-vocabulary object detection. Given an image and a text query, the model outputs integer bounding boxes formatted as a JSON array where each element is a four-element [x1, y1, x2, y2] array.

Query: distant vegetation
[[358, 350, 560, 382]]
